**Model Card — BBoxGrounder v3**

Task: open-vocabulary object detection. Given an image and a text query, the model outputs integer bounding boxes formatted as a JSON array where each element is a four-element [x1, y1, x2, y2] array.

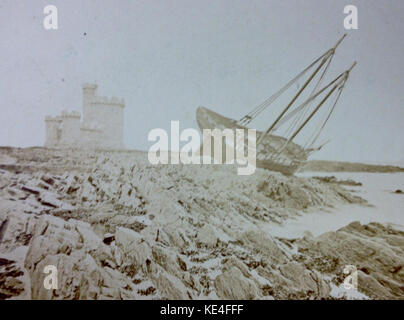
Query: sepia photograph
[[0, 0, 403, 308]]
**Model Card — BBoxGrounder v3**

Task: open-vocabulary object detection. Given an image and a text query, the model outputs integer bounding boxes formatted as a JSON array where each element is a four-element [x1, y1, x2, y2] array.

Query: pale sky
[[0, 0, 403, 164]]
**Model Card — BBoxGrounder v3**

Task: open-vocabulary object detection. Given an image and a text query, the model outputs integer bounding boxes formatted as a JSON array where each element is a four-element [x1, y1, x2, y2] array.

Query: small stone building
[[45, 84, 125, 149]]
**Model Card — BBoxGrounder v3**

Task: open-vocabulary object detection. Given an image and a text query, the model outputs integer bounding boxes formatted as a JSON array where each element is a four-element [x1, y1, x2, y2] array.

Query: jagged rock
[[196, 224, 218, 248], [153, 267, 189, 300], [279, 262, 330, 298], [0, 213, 38, 252], [214, 267, 261, 300], [241, 230, 287, 264], [115, 227, 152, 275], [0, 258, 25, 299], [115, 227, 143, 251], [222, 257, 250, 278], [112, 246, 123, 267], [0, 148, 402, 300], [22, 215, 135, 300], [162, 226, 188, 249], [73, 220, 102, 252], [295, 221, 404, 299]]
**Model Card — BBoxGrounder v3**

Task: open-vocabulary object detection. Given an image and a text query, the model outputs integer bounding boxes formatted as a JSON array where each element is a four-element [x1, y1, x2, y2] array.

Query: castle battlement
[[93, 96, 125, 107], [44, 83, 126, 149], [45, 116, 62, 122], [82, 83, 98, 90], [61, 110, 81, 118]]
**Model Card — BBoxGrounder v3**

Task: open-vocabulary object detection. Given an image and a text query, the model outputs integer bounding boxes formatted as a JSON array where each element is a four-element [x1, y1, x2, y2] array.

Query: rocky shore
[[0, 147, 402, 300]]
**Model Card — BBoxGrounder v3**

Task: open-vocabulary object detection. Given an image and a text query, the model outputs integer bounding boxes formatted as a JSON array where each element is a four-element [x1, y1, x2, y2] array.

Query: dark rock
[[137, 286, 156, 296], [313, 176, 362, 186], [66, 186, 79, 194], [103, 234, 115, 245], [41, 175, 54, 186], [177, 256, 187, 271], [21, 186, 40, 195], [0, 219, 9, 243], [39, 198, 58, 208], [0, 258, 14, 267]]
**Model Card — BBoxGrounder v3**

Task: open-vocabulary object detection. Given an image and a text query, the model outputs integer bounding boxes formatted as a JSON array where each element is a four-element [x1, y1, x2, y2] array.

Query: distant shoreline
[[1, 146, 404, 174], [303, 160, 404, 173]]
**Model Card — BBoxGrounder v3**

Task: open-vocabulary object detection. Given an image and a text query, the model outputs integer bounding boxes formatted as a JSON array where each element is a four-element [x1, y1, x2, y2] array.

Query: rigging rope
[[269, 73, 346, 159], [305, 81, 345, 149], [267, 70, 344, 133], [282, 53, 335, 140], [238, 50, 331, 126]]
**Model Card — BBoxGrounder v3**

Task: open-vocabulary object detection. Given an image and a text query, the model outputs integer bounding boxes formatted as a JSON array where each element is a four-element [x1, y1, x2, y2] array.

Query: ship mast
[[288, 61, 356, 142], [255, 34, 347, 146], [289, 61, 356, 143], [267, 61, 356, 161]]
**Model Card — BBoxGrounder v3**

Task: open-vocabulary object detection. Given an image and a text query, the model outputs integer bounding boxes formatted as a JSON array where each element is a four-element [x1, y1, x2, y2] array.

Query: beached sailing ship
[[196, 34, 356, 175]]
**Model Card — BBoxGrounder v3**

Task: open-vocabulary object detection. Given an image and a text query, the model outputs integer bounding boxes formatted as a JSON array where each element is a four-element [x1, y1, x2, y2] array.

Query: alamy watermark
[[344, 5, 358, 30], [43, 4, 357, 31], [148, 121, 257, 176], [43, 265, 58, 290], [43, 5, 58, 30]]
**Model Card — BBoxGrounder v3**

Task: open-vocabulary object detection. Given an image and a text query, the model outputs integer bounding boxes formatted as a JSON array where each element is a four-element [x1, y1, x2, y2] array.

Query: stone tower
[[81, 84, 125, 149], [44, 83, 126, 149], [59, 111, 81, 146], [44, 116, 62, 147], [82, 83, 98, 123]]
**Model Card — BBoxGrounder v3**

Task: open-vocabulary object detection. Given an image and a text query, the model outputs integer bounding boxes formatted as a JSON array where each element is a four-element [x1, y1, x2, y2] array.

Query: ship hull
[[196, 107, 308, 175]]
